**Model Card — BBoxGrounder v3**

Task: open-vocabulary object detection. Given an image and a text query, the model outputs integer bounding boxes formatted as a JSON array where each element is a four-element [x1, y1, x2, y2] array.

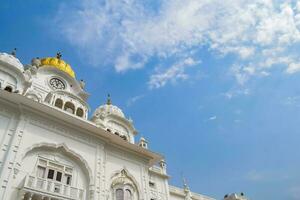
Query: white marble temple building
[[0, 51, 216, 200]]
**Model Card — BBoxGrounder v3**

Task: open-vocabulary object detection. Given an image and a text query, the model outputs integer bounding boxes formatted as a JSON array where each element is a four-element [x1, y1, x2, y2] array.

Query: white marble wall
[[0, 97, 169, 200]]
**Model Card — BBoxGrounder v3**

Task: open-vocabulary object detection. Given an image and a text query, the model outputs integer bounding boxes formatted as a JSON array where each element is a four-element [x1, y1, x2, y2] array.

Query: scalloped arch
[[21, 142, 93, 185], [110, 168, 141, 197]]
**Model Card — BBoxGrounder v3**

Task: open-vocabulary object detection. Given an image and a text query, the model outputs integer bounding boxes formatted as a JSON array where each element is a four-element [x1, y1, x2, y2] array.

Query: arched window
[[125, 189, 132, 200], [111, 170, 137, 200], [64, 102, 75, 114], [76, 108, 84, 117], [115, 188, 132, 200], [54, 98, 63, 109], [4, 86, 12, 92], [116, 189, 124, 200]]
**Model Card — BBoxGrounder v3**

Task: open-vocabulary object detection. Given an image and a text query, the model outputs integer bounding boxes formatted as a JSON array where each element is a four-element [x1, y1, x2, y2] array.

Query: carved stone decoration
[[31, 57, 41, 67], [184, 185, 193, 200], [13, 168, 19, 178], [23, 64, 38, 92], [20, 142, 94, 185], [25, 91, 42, 102], [23, 68, 32, 83], [111, 169, 136, 191], [109, 168, 140, 200]]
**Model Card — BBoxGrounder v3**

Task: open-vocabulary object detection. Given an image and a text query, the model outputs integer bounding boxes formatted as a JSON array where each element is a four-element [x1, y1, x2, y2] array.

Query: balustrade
[[23, 175, 85, 200]]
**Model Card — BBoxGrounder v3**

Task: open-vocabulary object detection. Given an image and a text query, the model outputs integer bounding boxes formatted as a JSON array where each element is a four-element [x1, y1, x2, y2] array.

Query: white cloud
[[148, 57, 200, 89], [126, 94, 145, 107], [246, 170, 265, 181], [286, 62, 300, 74], [223, 88, 250, 99], [208, 116, 217, 121], [115, 53, 147, 72], [230, 65, 255, 85], [283, 96, 300, 107], [53, 0, 300, 87]]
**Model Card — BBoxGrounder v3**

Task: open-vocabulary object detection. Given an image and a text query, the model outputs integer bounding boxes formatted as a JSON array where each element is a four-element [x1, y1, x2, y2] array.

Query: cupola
[[138, 137, 148, 149], [0, 50, 24, 72], [92, 95, 137, 143], [39, 52, 75, 78], [0, 49, 26, 93], [159, 159, 167, 174], [93, 94, 125, 118]]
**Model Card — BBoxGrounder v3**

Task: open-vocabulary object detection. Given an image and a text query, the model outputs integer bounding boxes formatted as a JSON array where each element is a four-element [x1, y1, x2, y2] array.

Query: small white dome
[[93, 103, 125, 118], [0, 52, 23, 71]]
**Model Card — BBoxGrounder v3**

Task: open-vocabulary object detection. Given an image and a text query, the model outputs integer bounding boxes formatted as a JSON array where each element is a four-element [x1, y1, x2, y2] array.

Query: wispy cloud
[[53, 0, 300, 87], [148, 57, 200, 89], [246, 170, 265, 181], [126, 94, 145, 107], [222, 88, 251, 99], [208, 116, 217, 121], [245, 169, 291, 183], [283, 96, 300, 107]]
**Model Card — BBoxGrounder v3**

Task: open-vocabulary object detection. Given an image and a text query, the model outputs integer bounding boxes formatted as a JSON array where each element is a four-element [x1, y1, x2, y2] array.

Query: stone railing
[[169, 185, 216, 200], [23, 175, 85, 200]]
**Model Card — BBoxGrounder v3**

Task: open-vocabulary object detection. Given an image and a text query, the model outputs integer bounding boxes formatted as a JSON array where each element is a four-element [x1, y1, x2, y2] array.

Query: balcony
[[21, 175, 86, 200]]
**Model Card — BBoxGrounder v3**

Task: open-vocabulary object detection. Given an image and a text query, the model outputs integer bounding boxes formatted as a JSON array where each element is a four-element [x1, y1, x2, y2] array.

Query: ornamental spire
[[182, 175, 192, 200], [182, 175, 189, 191], [56, 52, 62, 59], [106, 94, 112, 105]]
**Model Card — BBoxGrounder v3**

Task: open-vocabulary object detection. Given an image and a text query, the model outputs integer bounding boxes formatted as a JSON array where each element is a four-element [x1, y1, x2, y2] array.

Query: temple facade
[[0, 51, 216, 200]]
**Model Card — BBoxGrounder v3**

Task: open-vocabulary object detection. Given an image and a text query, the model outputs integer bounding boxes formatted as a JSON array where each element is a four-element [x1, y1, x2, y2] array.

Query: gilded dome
[[0, 52, 23, 71], [40, 57, 75, 78]]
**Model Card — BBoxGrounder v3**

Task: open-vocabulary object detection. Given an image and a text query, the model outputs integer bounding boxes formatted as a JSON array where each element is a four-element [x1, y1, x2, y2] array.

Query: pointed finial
[[107, 94, 112, 105], [56, 52, 62, 59], [181, 173, 189, 191], [11, 48, 17, 57], [79, 79, 85, 89]]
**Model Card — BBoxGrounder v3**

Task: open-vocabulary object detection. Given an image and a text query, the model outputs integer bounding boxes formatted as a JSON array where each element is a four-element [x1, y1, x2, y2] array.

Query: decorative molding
[[21, 142, 94, 185], [109, 168, 141, 200], [26, 113, 97, 147], [106, 147, 149, 166]]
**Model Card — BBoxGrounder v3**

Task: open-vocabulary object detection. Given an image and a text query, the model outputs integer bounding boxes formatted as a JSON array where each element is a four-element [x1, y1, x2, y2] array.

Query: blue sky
[[2, 0, 300, 199]]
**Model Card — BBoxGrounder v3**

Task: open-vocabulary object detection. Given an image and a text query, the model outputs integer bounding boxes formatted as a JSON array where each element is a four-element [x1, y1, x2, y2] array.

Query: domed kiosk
[[0, 51, 26, 93], [92, 95, 137, 143]]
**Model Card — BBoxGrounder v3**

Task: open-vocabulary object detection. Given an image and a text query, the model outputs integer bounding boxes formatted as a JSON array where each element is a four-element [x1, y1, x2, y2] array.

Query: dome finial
[[11, 48, 17, 57], [56, 52, 62, 59], [181, 173, 189, 191], [107, 94, 112, 105]]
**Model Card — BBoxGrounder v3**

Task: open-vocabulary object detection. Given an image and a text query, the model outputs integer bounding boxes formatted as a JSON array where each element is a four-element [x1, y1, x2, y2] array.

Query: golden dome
[[40, 57, 75, 78]]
